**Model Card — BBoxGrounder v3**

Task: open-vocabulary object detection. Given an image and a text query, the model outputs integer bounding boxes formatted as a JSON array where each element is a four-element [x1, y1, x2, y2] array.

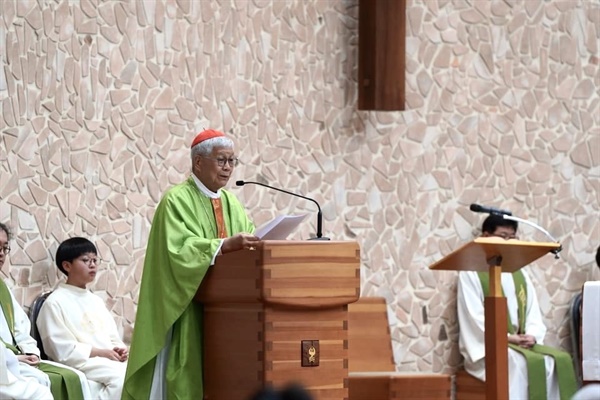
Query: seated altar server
[[1, 222, 92, 400], [1, 341, 53, 399], [457, 215, 577, 400], [37, 237, 127, 399], [581, 246, 600, 383]]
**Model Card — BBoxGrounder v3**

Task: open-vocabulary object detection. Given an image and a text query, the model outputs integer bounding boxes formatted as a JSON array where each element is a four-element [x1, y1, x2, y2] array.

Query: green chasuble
[[122, 177, 255, 400]]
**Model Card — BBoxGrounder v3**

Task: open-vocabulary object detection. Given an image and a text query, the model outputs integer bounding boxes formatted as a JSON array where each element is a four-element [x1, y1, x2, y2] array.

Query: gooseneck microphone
[[236, 180, 329, 240], [469, 203, 562, 258], [469, 203, 512, 216]]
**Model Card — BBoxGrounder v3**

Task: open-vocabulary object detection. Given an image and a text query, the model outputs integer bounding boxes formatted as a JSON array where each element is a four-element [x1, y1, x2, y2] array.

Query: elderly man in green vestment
[[123, 129, 260, 399]]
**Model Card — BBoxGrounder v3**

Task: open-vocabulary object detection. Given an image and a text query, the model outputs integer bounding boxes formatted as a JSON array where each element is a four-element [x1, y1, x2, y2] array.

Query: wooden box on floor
[[195, 241, 361, 400], [348, 298, 451, 400]]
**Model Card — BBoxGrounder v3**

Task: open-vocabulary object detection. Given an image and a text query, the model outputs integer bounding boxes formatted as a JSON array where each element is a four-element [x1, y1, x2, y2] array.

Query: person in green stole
[[457, 215, 578, 400], [0, 222, 89, 400], [122, 129, 260, 400]]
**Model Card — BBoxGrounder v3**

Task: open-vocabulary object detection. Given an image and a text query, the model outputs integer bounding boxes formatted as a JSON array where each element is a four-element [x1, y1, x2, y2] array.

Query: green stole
[[0, 279, 84, 400], [478, 271, 578, 400]]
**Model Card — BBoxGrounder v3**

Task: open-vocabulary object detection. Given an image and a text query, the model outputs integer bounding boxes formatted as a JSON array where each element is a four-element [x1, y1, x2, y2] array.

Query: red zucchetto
[[190, 129, 225, 148]]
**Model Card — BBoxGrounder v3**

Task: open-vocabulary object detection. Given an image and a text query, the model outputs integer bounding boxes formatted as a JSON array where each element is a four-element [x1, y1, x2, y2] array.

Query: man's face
[[193, 146, 236, 192], [483, 226, 517, 240]]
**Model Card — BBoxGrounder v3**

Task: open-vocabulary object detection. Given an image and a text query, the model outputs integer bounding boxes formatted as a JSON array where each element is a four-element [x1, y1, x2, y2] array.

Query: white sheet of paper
[[255, 214, 308, 240]]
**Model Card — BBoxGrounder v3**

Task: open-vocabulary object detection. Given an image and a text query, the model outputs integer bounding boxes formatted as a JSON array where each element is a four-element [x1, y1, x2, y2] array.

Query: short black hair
[[279, 384, 313, 400], [0, 222, 12, 240], [596, 245, 600, 269], [55, 237, 97, 276], [248, 383, 313, 400], [481, 214, 518, 235]]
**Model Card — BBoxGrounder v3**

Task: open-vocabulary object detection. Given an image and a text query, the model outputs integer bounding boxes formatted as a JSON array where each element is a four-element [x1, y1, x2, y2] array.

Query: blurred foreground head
[[248, 383, 313, 400]]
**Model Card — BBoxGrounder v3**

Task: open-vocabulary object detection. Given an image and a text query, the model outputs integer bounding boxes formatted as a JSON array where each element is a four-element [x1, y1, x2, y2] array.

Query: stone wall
[[1, 0, 598, 375]]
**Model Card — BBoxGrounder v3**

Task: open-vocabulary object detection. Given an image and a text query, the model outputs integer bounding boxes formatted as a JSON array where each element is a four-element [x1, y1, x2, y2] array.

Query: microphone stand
[[313, 209, 330, 241], [237, 180, 330, 240], [503, 215, 562, 259]]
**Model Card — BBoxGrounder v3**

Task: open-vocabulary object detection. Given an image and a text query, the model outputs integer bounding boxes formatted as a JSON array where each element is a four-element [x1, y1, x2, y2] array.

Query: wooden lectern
[[429, 237, 560, 400], [195, 240, 361, 400]]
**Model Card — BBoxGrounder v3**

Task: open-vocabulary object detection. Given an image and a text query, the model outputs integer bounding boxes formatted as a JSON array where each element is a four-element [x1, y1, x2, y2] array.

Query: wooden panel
[[349, 373, 451, 400], [309, 388, 349, 400], [202, 304, 263, 399], [195, 241, 361, 307], [389, 374, 451, 399], [485, 297, 509, 400], [263, 240, 360, 261], [269, 340, 347, 362], [348, 298, 451, 400], [348, 374, 391, 400], [264, 306, 349, 400], [203, 303, 351, 400], [348, 298, 395, 372], [194, 249, 262, 303], [199, 241, 361, 400], [358, 0, 406, 111], [455, 370, 486, 400], [262, 241, 360, 307], [267, 262, 358, 279]]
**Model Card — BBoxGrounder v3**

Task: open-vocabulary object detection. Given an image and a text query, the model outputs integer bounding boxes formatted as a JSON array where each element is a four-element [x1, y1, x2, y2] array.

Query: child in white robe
[[37, 237, 128, 400]]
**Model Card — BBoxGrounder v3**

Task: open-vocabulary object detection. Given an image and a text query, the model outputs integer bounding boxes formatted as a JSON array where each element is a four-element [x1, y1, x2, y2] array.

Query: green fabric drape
[[0, 279, 15, 328], [509, 344, 548, 399], [39, 362, 85, 400], [532, 344, 578, 400]]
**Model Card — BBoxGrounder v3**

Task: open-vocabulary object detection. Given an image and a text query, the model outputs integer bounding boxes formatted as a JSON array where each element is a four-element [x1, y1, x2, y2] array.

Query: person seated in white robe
[[457, 215, 578, 400], [1, 342, 53, 400], [37, 237, 128, 400], [580, 246, 600, 386], [0, 222, 92, 400]]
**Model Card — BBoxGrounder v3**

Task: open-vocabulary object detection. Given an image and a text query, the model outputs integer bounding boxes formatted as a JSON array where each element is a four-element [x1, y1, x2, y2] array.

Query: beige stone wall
[[0, 0, 598, 375]]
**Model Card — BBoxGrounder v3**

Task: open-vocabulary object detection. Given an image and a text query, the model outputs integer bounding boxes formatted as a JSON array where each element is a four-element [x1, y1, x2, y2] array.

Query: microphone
[[236, 180, 329, 240], [469, 203, 512, 216]]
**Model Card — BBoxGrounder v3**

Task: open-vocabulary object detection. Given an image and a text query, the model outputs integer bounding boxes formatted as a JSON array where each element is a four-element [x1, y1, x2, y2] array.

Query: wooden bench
[[455, 370, 485, 400], [347, 297, 451, 400]]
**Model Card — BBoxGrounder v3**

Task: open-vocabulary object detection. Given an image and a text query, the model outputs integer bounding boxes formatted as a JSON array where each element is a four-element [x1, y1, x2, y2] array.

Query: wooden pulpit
[[195, 240, 361, 400], [429, 237, 560, 400]]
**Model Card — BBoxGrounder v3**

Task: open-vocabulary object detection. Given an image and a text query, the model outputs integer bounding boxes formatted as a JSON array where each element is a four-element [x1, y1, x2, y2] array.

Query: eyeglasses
[[78, 256, 100, 266], [494, 233, 518, 240], [0, 245, 10, 255], [202, 156, 239, 168]]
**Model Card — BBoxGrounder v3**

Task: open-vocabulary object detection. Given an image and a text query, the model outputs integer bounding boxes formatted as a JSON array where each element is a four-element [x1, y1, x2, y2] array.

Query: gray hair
[[190, 136, 235, 161]]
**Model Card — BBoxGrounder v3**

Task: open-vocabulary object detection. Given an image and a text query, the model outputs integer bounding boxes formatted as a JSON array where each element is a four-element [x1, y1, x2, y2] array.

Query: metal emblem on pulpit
[[301, 340, 319, 367]]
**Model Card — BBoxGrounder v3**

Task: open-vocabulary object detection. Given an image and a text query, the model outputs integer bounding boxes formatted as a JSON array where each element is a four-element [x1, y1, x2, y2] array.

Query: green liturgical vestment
[[122, 177, 254, 400], [477, 271, 577, 400]]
